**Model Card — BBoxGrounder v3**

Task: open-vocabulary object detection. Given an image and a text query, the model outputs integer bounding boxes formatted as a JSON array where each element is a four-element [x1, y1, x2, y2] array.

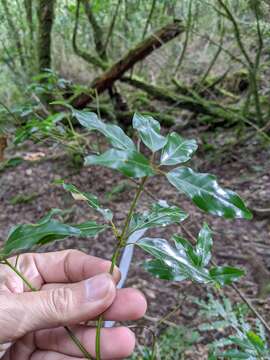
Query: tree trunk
[[24, 0, 34, 41], [37, 0, 55, 72], [1, 0, 25, 69]]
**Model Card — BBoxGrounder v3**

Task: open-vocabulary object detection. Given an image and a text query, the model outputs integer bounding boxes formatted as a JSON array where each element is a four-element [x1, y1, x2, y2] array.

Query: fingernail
[[84, 274, 113, 301]]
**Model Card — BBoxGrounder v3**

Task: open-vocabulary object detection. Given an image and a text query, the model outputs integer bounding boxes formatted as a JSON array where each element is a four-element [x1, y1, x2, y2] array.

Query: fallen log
[[72, 19, 184, 108], [122, 76, 243, 124]]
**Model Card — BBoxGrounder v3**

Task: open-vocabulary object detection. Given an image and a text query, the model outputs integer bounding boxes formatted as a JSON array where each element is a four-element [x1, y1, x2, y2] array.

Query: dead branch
[[72, 19, 184, 108]]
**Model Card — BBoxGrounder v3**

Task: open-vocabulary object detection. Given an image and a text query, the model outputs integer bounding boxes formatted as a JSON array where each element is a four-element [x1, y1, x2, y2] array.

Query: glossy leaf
[[173, 235, 200, 267], [195, 223, 213, 267], [209, 266, 245, 285], [160, 132, 198, 165], [73, 110, 135, 151], [144, 259, 186, 281], [132, 113, 167, 152], [137, 237, 212, 283], [58, 181, 113, 221], [1, 209, 106, 257], [128, 200, 188, 235], [85, 148, 154, 178], [138, 226, 244, 286], [166, 167, 252, 219]]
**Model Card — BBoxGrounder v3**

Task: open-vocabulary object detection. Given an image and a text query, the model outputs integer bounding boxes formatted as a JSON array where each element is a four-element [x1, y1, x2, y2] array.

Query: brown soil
[[0, 130, 269, 359]]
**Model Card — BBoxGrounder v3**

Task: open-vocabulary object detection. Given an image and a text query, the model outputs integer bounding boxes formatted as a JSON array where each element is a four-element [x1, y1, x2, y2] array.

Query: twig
[[174, 0, 193, 75]]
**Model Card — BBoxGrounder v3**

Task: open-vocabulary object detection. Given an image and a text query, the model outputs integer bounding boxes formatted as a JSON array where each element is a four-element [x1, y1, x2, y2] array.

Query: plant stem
[[120, 176, 148, 244], [4, 259, 37, 291], [3, 259, 93, 359], [95, 176, 148, 360]]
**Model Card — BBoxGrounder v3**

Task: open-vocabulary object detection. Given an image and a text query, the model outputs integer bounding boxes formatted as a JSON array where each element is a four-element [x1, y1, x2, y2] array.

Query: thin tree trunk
[[24, 0, 34, 41], [141, 0, 156, 39], [103, 0, 122, 52], [72, 0, 107, 70], [37, 0, 55, 72], [81, 0, 106, 59], [1, 0, 25, 69]]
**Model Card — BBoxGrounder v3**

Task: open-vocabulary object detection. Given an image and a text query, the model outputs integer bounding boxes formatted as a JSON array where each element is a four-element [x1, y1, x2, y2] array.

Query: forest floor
[[0, 127, 270, 359]]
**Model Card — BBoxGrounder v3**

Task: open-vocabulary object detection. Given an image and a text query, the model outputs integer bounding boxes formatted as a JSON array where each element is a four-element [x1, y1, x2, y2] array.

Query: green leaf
[[160, 132, 198, 165], [195, 223, 213, 267], [144, 259, 186, 281], [173, 235, 201, 267], [137, 237, 212, 283], [73, 110, 135, 151], [0, 157, 23, 172], [73, 221, 107, 237], [1, 210, 106, 257], [128, 200, 188, 235], [132, 113, 167, 152], [58, 181, 113, 221], [218, 350, 250, 359], [166, 167, 252, 219], [85, 148, 154, 178], [209, 266, 245, 285], [246, 331, 265, 351]]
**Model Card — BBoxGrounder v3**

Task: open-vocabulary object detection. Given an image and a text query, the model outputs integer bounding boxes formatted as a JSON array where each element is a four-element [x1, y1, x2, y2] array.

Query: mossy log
[[72, 19, 184, 108], [122, 76, 243, 124]]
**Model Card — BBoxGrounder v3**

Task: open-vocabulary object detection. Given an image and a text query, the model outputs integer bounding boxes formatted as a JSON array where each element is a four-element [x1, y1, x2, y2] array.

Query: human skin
[[0, 250, 147, 359]]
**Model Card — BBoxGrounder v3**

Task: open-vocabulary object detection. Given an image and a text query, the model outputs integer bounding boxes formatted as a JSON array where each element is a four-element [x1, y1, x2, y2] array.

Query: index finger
[[9, 250, 120, 290]]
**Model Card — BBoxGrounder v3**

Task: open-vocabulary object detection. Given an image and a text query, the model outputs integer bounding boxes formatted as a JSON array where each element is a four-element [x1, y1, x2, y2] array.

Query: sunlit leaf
[[166, 167, 252, 219], [195, 223, 213, 267], [85, 148, 154, 178], [160, 132, 197, 165], [138, 226, 244, 286], [209, 266, 245, 285], [137, 237, 212, 283], [1, 209, 106, 257], [57, 181, 113, 221], [73, 110, 135, 150], [173, 235, 200, 267], [132, 113, 167, 152], [128, 200, 187, 235]]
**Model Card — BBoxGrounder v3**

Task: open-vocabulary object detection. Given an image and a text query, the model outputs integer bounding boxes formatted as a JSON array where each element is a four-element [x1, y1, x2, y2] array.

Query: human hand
[[0, 250, 147, 359]]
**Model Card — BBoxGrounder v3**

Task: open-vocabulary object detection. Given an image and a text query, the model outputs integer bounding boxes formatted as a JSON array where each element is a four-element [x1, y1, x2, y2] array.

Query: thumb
[[0, 273, 115, 342]]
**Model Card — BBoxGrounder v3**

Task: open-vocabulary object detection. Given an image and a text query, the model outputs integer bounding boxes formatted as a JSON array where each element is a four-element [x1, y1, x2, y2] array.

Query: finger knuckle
[[49, 287, 74, 321]]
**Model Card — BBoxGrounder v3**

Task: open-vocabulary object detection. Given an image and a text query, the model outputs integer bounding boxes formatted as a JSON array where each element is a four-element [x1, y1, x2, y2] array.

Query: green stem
[[120, 176, 148, 243], [4, 259, 37, 291], [64, 326, 93, 358], [95, 176, 148, 360], [3, 259, 93, 359]]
